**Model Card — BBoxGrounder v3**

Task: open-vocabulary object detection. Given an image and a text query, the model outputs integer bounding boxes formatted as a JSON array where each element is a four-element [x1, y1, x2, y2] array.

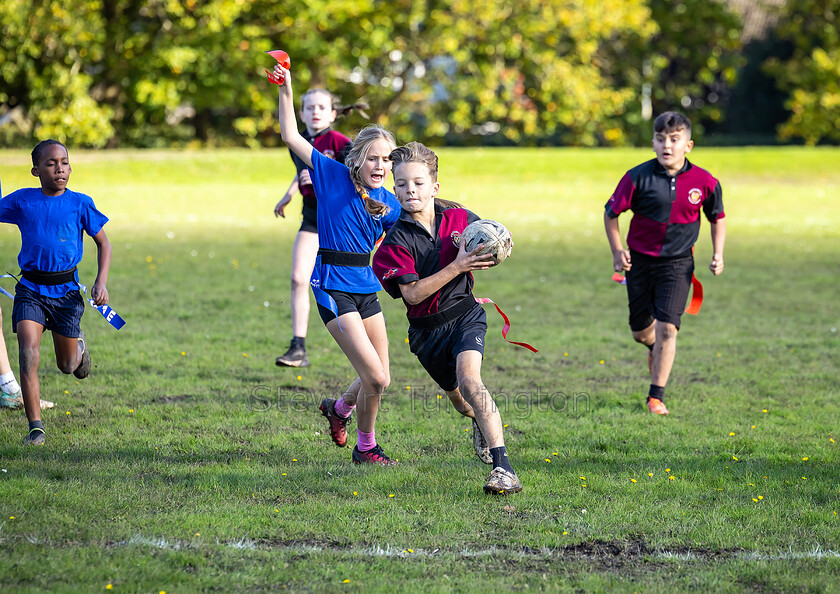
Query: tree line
[[0, 0, 836, 148]]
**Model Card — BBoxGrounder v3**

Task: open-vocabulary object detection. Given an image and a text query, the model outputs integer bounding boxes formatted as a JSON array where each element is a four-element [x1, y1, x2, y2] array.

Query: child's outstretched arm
[[275, 66, 314, 169], [709, 218, 726, 276], [399, 240, 494, 306], [275, 174, 299, 218], [604, 211, 631, 272], [91, 228, 111, 305]]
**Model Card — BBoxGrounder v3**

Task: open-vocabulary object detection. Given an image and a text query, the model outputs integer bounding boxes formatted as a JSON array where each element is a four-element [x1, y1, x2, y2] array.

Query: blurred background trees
[[0, 0, 836, 148]]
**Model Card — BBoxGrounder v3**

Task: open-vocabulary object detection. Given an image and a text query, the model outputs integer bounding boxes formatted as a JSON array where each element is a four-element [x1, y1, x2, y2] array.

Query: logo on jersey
[[451, 231, 461, 247], [475, 336, 483, 346], [382, 268, 398, 280], [323, 149, 336, 159], [687, 188, 703, 204]]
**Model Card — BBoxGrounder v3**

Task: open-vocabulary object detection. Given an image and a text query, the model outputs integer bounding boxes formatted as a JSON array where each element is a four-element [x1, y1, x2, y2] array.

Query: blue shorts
[[408, 302, 487, 392], [12, 283, 84, 338], [317, 290, 382, 324]]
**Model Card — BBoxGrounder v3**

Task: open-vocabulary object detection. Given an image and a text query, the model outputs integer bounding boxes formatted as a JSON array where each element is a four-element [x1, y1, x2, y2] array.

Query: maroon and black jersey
[[372, 204, 480, 320], [605, 158, 725, 258], [289, 128, 352, 208]]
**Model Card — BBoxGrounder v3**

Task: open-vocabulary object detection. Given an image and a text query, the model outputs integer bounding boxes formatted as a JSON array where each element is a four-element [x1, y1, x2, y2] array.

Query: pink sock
[[334, 397, 355, 419], [357, 430, 376, 451]]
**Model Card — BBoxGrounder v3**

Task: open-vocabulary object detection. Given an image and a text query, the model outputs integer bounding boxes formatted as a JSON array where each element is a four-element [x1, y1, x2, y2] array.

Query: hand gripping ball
[[461, 219, 513, 265]]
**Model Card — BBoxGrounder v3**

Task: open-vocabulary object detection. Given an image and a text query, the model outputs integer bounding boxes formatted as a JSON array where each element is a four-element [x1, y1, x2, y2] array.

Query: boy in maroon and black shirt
[[604, 111, 726, 415]]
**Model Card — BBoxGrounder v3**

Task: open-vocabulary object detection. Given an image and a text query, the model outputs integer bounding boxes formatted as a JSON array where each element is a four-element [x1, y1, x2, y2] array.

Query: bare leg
[[651, 321, 678, 387], [16, 320, 44, 423], [444, 387, 475, 418], [456, 350, 504, 448], [0, 308, 13, 376], [325, 312, 389, 434], [53, 331, 83, 374], [289, 230, 318, 338]]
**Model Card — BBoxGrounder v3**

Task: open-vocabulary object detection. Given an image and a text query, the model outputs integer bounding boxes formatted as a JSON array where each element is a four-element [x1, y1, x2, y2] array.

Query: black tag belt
[[408, 297, 477, 330], [318, 249, 370, 267], [20, 267, 77, 285]]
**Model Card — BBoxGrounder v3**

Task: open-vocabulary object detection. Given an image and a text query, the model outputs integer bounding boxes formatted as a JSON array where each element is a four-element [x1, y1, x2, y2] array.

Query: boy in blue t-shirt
[[0, 139, 112, 445]]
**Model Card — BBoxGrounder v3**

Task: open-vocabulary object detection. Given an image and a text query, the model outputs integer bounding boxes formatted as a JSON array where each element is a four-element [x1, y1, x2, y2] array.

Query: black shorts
[[12, 283, 85, 337], [317, 290, 382, 324], [408, 302, 487, 392], [300, 204, 317, 233], [626, 250, 694, 331]]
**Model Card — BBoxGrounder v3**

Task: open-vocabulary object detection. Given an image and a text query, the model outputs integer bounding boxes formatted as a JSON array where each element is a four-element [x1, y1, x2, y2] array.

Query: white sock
[[0, 371, 21, 394]]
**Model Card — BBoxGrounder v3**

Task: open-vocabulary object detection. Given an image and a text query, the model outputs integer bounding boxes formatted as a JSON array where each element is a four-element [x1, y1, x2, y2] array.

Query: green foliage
[[0, 0, 113, 147], [0, 0, 792, 147], [765, 0, 840, 144]]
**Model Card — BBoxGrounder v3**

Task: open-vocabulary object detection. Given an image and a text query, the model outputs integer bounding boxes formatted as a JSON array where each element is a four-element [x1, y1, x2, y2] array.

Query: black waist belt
[[318, 249, 370, 267], [408, 297, 477, 330], [20, 267, 77, 285]]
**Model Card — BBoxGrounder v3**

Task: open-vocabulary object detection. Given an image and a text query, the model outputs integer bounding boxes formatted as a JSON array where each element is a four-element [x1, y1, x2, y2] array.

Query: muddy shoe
[[73, 331, 91, 379], [320, 398, 351, 447], [472, 419, 492, 464], [276, 340, 310, 368], [483, 467, 523, 495], [24, 428, 46, 446], [1, 388, 23, 409]]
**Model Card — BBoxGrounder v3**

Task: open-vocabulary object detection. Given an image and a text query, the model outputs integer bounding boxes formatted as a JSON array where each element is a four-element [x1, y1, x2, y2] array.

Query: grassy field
[[0, 145, 838, 592]]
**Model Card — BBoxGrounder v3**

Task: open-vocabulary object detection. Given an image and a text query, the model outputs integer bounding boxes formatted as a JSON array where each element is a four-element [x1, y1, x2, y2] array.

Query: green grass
[[0, 146, 839, 592]]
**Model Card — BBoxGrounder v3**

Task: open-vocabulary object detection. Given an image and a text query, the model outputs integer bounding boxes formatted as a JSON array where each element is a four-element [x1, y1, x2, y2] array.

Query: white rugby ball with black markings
[[461, 219, 513, 265]]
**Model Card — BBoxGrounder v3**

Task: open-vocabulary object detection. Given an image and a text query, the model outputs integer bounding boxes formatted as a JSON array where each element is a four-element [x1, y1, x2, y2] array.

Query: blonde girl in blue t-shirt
[[274, 62, 401, 465]]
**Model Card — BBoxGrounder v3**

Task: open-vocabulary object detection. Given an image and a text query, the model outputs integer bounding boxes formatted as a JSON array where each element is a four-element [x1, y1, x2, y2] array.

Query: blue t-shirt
[[309, 148, 400, 293], [0, 187, 109, 298]]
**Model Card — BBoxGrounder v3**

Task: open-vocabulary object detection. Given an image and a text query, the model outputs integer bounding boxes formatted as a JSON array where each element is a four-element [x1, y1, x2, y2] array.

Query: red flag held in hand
[[265, 49, 290, 84]]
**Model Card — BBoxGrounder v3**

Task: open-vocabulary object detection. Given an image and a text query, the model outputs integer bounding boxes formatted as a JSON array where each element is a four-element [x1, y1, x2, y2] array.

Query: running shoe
[[647, 397, 669, 415], [483, 467, 523, 495], [1, 390, 54, 410], [320, 398, 351, 447], [24, 428, 46, 446], [73, 331, 91, 379], [352, 444, 398, 466], [472, 418, 492, 464], [276, 340, 310, 368]]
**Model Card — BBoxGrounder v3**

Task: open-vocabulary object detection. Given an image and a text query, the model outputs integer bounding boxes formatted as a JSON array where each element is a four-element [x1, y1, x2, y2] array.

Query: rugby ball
[[461, 219, 513, 265]]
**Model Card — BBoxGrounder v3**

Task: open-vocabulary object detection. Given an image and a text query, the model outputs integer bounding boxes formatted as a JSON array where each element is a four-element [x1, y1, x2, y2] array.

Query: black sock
[[28, 420, 44, 433], [490, 446, 515, 473], [292, 336, 306, 349], [648, 385, 665, 401]]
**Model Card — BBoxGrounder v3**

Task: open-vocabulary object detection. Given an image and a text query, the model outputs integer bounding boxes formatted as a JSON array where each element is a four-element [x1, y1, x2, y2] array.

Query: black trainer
[[352, 444, 398, 466], [276, 339, 310, 368]]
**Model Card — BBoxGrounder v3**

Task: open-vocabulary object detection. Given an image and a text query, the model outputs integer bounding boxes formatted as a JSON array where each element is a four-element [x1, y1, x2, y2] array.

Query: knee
[[290, 271, 309, 290], [366, 369, 389, 395], [56, 357, 76, 374], [19, 347, 40, 375], [657, 323, 679, 342]]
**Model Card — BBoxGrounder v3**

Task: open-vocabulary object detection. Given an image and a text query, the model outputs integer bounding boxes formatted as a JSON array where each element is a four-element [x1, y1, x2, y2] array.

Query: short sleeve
[[0, 190, 19, 224], [605, 172, 635, 218], [81, 195, 109, 236], [703, 180, 725, 223], [372, 241, 419, 300], [310, 148, 354, 208]]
